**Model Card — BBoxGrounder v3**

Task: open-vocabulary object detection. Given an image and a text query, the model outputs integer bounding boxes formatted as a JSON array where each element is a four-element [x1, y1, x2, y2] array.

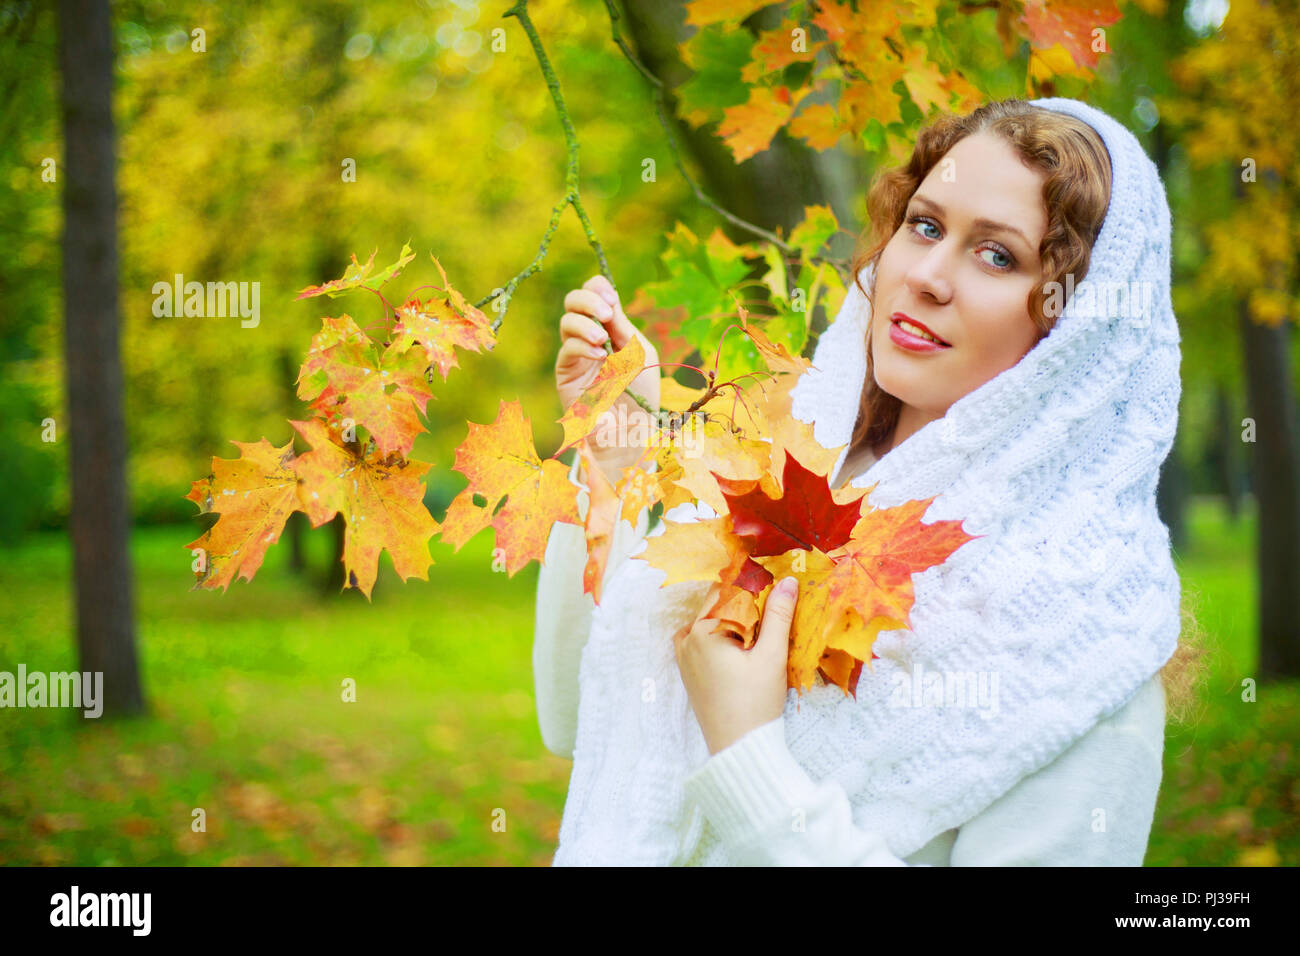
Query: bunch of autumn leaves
[[187, 247, 974, 699]]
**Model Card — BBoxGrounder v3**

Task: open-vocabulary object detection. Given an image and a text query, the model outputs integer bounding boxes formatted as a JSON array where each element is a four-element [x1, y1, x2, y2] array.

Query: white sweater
[[533, 455, 1167, 866]]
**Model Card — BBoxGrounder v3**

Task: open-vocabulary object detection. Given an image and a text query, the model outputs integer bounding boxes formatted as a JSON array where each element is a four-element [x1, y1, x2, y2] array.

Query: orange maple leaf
[[717, 85, 809, 164], [390, 254, 497, 381], [296, 315, 433, 459], [575, 439, 622, 603], [1022, 0, 1122, 70], [636, 438, 978, 698], [185, 437, 303, 592], [438, 399, 580, 577], [289, 417, 441, 599], [901, 43, 952, 115], [556, 335, 648, 454]]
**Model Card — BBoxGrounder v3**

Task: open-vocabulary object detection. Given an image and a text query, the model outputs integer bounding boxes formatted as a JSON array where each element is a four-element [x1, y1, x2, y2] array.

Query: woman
[[537, 97, 1199, 865]]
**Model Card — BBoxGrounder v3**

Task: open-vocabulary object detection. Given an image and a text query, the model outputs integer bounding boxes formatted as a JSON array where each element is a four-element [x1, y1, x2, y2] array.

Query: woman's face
[[870, 131, 1049, 423]]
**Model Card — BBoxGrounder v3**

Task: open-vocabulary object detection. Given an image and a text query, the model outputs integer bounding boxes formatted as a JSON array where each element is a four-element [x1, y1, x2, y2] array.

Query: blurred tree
[[57, 0, 144, 717], [1161, 0, 1300, 680]]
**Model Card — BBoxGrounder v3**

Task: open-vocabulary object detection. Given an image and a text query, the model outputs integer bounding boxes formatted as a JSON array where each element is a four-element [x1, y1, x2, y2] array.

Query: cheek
[[961, 298, 1040, 377]]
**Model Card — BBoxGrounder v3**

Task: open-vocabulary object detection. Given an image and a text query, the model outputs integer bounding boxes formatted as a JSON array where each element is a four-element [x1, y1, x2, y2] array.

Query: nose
[[904, 241, 953, 305]]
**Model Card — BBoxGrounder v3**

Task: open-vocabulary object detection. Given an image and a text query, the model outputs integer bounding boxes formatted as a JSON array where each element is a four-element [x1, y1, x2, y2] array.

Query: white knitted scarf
[[552, 97, 1182, 866]]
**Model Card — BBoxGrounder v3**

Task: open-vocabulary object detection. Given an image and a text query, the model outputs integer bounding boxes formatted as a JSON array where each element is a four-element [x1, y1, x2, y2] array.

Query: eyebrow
[[908, 194, 1035, 253]]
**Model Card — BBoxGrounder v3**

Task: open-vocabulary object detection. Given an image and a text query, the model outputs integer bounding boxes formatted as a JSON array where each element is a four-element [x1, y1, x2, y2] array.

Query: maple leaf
[[721, 450, 870, 557], [742, 19, 824, 83], [736, 301, 812, 376], [753, 491, 978, 695], [824, 496, 978, 634], [900, 43, 952, 115], [616, 451, 664, 526], [555, 335, 648, 453], [816, 0, 900, 71], [185, 437, 304, 592], [637, 436, 976, 698], [637, 513, 735, 589], [820, 605, 891, 696], [289, 417, 440, 600], [296, 315, 433, 459], [1021, 0, 1122, 70], [437, 399, 580, 577], [749, 372, 847, 483], [391, 254, 497, 381], [575, 438, 621, 604], [785, 204, 840, 263], [787, 102, 843, 152], [717, 85, 809, 163], [295, 242, 417, 299], [840, 72, 905, 132], [1028, 43, 1095, 87]]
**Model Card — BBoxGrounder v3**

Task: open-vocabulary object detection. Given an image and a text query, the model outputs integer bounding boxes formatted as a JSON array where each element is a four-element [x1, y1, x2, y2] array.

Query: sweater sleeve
[[681, 673, 1166, 866], [533, 453, 658, 759]]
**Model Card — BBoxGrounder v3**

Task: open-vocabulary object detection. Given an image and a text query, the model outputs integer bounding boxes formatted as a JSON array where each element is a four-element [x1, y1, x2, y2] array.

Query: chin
[[872, 357, 935, 410]]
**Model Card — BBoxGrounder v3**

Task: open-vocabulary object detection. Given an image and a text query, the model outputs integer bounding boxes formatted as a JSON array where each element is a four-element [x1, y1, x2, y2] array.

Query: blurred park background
[[0, 0, 1296, 866]]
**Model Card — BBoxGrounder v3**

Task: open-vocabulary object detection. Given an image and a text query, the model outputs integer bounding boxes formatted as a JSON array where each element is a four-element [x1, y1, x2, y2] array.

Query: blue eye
[[981, 248, 1013, 270], [908, 216, 940, 241], [905, 215, 1017, 273]]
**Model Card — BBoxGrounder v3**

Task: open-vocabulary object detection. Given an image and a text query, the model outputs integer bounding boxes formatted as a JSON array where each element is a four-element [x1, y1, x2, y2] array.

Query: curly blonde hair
[[842, 97, 1208, 723]]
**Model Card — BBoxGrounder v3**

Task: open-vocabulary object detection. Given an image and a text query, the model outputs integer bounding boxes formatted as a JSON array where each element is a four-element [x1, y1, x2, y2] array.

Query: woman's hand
[[676, 576, 798, 757], [554, 275, 661, 487]]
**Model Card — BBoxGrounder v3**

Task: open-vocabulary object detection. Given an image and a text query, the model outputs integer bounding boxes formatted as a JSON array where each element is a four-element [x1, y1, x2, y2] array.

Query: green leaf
[[761, 242, 788, 302], [295, 242, 418, 300], [787, 204, 839, 262], [675, 25, 754, 122]]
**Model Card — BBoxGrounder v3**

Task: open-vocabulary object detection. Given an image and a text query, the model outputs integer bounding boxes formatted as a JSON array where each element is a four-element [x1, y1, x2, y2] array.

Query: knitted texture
[[551, 97, 1182, 866]]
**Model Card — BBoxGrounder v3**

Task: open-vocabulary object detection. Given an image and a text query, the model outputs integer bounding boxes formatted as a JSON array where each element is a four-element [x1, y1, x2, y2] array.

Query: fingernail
[[599, 288, 617, 307], [589, 346, 606, 359], [778, 577, 797, 596]]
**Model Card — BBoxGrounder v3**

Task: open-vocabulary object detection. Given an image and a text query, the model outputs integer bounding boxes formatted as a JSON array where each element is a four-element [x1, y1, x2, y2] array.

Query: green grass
[[0, 522, 568, 866], [1147, 496, 1298, 866], [0, 496, 1294, 865]]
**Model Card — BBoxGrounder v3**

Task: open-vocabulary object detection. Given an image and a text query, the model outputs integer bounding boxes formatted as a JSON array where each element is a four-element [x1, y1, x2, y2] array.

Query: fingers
[[757, 577, 798, 644], [579, 275, 638, 351], [556, 335, 607, 368], [560, 311, 610, 350], [583, 273, 618, 305], [564, 287, 616, 326]]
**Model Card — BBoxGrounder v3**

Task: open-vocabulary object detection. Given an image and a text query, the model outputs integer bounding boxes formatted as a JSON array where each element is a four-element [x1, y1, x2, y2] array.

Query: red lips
[[891, 312, 949, 345]]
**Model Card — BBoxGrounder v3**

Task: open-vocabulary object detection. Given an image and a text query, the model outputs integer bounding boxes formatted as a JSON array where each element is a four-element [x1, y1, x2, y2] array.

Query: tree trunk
[[323, 514, 348, 595], [1212, 383, 1245, 521], [277, 348, 306, 574], [1233, 169, 1300, 681], [1239, 302, 1300, 681], [1150, 117, 1187, 553], [58, 0, 144, 717], [1156, 447, 1188, 554]]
